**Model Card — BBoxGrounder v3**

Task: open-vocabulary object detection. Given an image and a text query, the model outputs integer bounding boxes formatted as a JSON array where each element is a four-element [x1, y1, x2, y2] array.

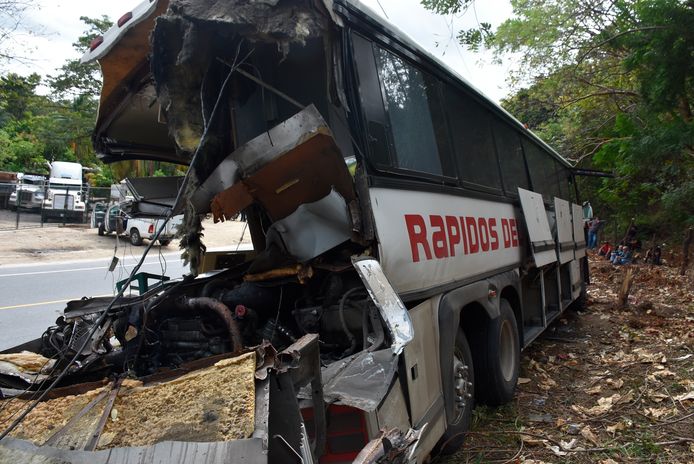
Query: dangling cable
[[0, 42, 253, 440]]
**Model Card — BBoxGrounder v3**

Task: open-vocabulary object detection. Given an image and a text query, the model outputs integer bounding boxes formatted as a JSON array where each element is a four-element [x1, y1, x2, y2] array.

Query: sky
[[3, 0, 515, 103]]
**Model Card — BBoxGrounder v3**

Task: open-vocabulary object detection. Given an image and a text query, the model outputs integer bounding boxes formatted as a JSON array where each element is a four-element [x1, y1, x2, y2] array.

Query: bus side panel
[[369, 188, 523, 296]]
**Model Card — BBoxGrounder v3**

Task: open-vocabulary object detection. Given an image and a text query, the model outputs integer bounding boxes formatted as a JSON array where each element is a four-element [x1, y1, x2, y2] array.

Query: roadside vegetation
[[422, 0, 694, 242], [438, 255, 694, 463], [0, 13, 183, 186]]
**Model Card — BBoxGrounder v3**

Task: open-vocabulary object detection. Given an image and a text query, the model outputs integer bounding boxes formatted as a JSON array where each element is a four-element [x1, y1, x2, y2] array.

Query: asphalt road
[[0, 252, 188, 351]]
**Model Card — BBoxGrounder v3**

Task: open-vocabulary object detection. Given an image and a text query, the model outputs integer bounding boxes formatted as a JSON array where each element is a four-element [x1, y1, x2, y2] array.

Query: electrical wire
[[0, 44, 251, 441]]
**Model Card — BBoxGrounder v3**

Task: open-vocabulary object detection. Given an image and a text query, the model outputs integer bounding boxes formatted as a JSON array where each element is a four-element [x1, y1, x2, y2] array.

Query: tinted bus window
[[522, 138, 553, 201], [444, 87, 503, 193], [352, 34, 391, 168], [373, 47, 444, 176], [493, 121, 529, 196]]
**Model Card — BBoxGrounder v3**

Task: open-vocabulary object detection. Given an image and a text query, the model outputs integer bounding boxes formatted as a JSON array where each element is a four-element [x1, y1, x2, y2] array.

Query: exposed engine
[[34, 263, 388, 381]]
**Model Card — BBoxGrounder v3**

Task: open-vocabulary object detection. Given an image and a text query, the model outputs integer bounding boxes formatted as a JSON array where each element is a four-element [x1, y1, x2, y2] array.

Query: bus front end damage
[[1, 1, 423, 462]]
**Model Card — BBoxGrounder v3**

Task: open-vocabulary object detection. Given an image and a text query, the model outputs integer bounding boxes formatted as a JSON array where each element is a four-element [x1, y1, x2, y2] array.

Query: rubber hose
[[181, 297, 243, 353]]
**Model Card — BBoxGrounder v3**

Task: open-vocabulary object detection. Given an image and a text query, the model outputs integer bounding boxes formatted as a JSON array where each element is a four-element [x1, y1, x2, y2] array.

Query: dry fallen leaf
[[599, 459, 619, 464], [674, 391, 694, 402], [648, 392, 669, 403], [580, 426, 600, 446], [643, 406, 676, 419], [586, 385, 602, 395], [518, 377, 532, 384], [520, 434, 546, 446], [605, 420, 628, 435], [545, 443, 568, 456], [560, 438, 578, 450], [647, 369, 676, 381], [606, 378, 624, 389]]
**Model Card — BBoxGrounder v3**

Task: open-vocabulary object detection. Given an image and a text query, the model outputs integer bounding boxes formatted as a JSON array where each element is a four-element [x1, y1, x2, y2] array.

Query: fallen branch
[[648, 411, 694, 428]]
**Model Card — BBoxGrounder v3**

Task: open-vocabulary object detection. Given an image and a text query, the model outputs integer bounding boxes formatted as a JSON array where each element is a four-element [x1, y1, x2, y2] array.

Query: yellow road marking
[[0, 294, 114, 311]]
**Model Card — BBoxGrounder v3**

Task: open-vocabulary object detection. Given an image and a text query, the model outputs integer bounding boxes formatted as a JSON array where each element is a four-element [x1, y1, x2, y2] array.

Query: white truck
[[8, 174, 46, 210], [41, 161, 87, 222], [98, 201, 181, 246]]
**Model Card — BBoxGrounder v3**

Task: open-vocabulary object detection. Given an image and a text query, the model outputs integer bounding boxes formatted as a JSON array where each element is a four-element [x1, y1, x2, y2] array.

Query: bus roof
[[83, 0, 572, 169]]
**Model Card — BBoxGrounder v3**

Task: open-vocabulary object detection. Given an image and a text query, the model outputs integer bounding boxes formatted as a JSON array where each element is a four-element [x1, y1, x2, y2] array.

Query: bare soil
[[0, 218, 251, 267], [441, 256, 694, 464]]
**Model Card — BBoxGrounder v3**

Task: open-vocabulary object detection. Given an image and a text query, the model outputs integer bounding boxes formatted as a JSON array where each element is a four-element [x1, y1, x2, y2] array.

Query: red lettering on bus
[[405, 214, 432, 262], [445, 216, 460, 257], [478, 218, 490, 252], [501, 218, 511, 248], [488, 218, 499, 250], [509, 218, 519, 247], [459, 216, 468, 254], [465, 217, 479, 254], [430, 215, 448, 259]]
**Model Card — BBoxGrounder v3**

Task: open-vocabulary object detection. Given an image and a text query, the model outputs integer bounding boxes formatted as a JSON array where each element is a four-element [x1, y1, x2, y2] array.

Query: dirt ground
[[441, 256, 694, 464], [0, 218, 252, 267], [2, 219, 692, 462]]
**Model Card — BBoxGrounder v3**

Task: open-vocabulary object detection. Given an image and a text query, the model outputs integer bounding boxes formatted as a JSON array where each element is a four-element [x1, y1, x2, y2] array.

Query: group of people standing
[[583, 202, 658, 265]]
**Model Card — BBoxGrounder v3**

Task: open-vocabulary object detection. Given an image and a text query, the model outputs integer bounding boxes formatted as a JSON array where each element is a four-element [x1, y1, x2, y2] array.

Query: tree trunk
[[618, 267, 634, 308], [681, 228, 693, 276]]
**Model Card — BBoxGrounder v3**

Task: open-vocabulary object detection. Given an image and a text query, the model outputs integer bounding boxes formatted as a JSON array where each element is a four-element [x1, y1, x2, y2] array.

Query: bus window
[[352, 33, 392, 169], [444, 86, 503, 193], [493, 121, 529, 197], [522, 138, 554, 202], [373, 46, 446, 176]]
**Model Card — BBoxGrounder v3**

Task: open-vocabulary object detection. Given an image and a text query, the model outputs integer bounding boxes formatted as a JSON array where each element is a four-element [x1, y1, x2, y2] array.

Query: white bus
[[0, 1, 588, 461]]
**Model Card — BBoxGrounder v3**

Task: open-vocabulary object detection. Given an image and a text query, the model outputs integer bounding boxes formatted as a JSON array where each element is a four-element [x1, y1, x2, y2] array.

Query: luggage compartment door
[[554, 198, 574, 264], [518, 188, 556, 267]]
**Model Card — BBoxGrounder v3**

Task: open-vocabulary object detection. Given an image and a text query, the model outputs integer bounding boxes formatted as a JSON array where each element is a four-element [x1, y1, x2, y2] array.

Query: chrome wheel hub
[[452, 350, 473, 423]]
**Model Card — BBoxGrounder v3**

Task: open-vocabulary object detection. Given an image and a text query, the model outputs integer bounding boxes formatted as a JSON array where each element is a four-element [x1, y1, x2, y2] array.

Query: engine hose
[[180, 297, 243, 353], [339, 288, 363, 356], [201, 278, 229, 298]]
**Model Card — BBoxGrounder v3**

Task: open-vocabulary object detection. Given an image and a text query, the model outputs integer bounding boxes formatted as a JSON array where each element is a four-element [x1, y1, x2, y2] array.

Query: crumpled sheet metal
[[352, 257, 414, 355], [208, 105, 355, 222], [266, 189, 352, 262], [253, 340, 301, 381], [353, 426, 425, 464], [302, 349, 397, 412]]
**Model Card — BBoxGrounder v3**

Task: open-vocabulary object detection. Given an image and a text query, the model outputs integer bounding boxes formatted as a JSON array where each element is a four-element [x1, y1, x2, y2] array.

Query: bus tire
[[435, 328, 474, 455], [471, 299, 520, 406], [98, 223, 105, 236], [130, 228, 143, 246]]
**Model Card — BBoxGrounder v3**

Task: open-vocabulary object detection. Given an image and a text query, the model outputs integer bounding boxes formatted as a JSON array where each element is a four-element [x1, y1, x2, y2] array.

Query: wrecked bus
[[0, 0, 588, 462]]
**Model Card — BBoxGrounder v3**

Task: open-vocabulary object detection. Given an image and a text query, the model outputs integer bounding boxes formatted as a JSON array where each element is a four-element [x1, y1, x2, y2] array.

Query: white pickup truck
[[98, 202, 182, 246]]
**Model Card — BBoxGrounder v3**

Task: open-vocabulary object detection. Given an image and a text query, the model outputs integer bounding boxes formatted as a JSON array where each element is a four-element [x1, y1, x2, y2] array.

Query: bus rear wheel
[[470, 299, 520, 406], [435, 328, 474, 455]]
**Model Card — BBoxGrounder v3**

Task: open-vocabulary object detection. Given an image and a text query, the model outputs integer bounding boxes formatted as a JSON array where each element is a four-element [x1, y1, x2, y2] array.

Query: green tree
[[48, 16, 112, 99], [422, 0, 694, 236]]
